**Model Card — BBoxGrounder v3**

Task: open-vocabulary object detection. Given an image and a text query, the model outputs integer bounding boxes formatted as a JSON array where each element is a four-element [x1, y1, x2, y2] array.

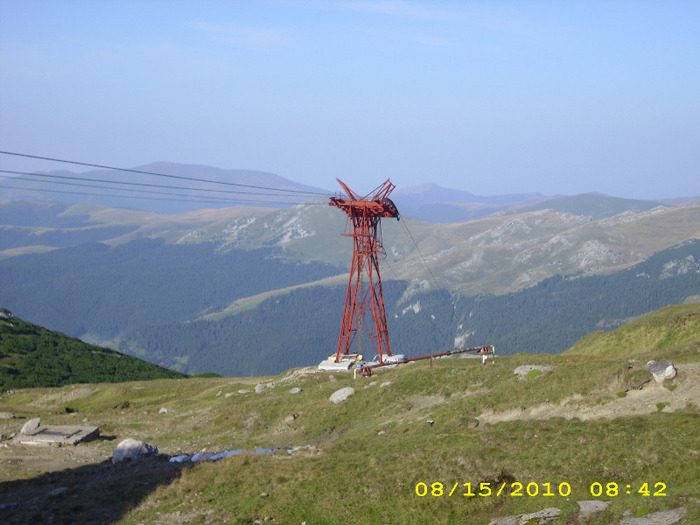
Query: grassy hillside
[[566, 303, 700, 357], [0, 307, 698, 524], [0, 310, 186, 388]]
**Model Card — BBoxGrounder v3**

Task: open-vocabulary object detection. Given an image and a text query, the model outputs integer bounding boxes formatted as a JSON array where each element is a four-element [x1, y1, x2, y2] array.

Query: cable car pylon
[[328, 178, 399, 365]]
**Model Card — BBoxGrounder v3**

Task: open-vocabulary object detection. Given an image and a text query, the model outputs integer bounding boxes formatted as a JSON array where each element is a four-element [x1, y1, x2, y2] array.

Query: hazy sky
[[1, 0, 698, 199]]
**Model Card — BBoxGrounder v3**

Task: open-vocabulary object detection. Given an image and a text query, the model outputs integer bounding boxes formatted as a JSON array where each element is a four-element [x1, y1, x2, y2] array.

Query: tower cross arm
[[329, 179, 400, 219]]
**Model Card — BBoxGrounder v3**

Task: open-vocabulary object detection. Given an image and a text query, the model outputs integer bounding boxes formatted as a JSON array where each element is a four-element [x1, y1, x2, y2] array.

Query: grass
[[1, 340, 698, 524], [566, 303, 700, 357], [2, 303, 699, 523]]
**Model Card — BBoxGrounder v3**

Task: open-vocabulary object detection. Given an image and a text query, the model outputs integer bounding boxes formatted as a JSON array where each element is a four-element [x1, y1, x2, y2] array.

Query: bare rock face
[[21, 417, 41, 435], [645, 360, 677, 383], [112, 438, 158, 464], [329, 387, 355, 404]]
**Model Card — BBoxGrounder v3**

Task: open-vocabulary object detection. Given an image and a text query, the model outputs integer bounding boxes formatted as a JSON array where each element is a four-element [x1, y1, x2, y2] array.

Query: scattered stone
[[619, 507, 686, 525], [380, 381, 392, 388], [216, 390, 222, 397], [225, 392, 236, 398], [0, 412, 14, 419], [645, 360, 678, 383], [426, 420, 435, 426], [488, 507, 561, 525], [329, 387, 355, 404], [237, 389, 251, 394], [260, 492, 269, 497], [21, 417, 41, 435], [255, 384, 266, 394], [158, 407, 175, 414], [519, 508, 561, 524], [577, 500, 611, 521], [47, 487, 68, 497], [289, 387, 303, 394], [112, 438, 158, 464]]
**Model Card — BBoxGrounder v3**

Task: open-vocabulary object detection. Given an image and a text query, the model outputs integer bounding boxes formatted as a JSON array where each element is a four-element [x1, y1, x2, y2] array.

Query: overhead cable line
[[0, 173, 293, 204], [0, 180, 322, 206], [0, 169, 310, 199], [0, 150, 332, 197], [400, 217, 440, 289]]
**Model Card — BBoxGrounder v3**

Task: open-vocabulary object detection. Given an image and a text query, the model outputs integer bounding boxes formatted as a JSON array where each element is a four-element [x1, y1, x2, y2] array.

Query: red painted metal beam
[[358, 345, 495, 376], [329, 179, 399, 364]]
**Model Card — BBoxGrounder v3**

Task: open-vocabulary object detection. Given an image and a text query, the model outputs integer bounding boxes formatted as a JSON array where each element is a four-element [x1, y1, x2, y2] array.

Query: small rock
[[645, 360, 678, 383], [260, 492, 269, 497], [216, 390, 222, 396], [466, 418, 479, 429], [329, 387, 355, 404], [577, 500, 611, 521], [21, 417, 41, 435], [488, 507, 561, 525], [380, 381, 392, 388], [237, 389, 251, 394], [289, 387, 303, 394], [48, 487, 68, 497], [0, 412, 14, 419], [158, 407, 175, 414], [255, 384, 266, 394], [519, 507, 561, 524], [112, 438, 158, 463]]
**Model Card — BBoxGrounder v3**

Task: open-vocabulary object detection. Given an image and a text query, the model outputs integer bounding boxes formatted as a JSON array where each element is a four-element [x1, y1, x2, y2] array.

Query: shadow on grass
[[0, 454, 189, 524]]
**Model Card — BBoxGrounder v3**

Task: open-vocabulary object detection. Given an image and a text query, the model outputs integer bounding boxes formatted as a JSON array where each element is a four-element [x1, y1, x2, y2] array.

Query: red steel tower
[[329, 179, 400, 364]]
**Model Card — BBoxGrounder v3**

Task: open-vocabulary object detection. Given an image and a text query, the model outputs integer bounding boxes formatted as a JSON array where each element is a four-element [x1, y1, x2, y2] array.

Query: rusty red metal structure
[[357, 345, 494, 377], [329, 179, 400, 364]]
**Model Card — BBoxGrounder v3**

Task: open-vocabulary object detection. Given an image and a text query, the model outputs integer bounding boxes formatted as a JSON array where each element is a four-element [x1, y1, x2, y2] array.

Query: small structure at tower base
[[318, 353, 362, 371]]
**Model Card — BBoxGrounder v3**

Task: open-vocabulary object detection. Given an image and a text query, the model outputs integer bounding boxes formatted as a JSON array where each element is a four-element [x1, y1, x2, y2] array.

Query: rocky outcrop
[[645, 360, 678, 382]]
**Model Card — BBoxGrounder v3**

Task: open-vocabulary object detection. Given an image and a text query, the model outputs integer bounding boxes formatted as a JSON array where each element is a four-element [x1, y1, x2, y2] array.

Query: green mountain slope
[[123, 240, 700, 376], [0, 305, 698, 524], [0, 310, 186, 388], [566, 303, 700, 357]]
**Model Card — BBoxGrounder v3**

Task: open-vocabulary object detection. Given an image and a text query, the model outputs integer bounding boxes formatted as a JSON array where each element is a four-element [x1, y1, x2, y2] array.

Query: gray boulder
[[21, 417, 41, 435], [644, 360, 677, 383], [112, 438, 158, 463], [329, 387, 355, 404], [577, 500, 611, 522]]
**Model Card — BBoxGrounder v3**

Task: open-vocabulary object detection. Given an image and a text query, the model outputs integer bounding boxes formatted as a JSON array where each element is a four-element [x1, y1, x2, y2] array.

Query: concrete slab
[[14, 425, 100, 446], [318, 360, 353, 371]]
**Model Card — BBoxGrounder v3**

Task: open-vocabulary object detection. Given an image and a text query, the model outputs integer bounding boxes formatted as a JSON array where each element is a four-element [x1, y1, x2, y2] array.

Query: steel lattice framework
[[329, 179, 399, 364]]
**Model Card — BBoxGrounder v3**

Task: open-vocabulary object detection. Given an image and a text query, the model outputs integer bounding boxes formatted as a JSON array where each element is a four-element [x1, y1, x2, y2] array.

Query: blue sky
[[1, 0, 698, 199]]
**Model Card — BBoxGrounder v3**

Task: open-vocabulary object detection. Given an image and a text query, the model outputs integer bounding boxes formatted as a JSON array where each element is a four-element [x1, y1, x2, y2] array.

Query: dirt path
[[479, 363, 700, 425]]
